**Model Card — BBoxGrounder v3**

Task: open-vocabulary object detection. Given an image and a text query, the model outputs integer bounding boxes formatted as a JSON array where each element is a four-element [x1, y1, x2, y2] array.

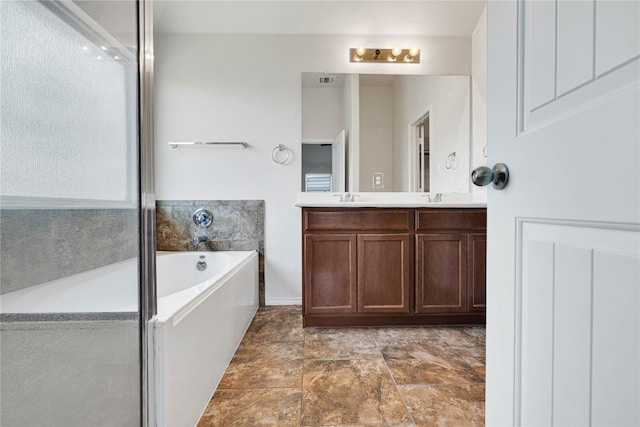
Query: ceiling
[[153, 1, 486, 37]]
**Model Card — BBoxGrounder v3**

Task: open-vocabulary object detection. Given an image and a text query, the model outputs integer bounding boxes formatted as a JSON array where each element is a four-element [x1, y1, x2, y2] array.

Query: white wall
[[154, 34, 470, 304], [391, 75, 471, 193], [471, 6, 488, 196], [301, 86, 344, 139], [359, 86, 393, 192]]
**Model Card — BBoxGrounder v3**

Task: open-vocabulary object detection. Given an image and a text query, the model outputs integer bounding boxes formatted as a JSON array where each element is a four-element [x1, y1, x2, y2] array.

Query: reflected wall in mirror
[[301, 73, 471, 193]]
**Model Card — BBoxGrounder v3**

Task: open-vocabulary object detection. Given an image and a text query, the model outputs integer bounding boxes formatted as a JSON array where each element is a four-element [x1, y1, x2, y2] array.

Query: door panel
[[519, 220, 640, 425], [592, 251, 640, 425], [303, 234, 357, 314], [523, 0, 555, 110], [595, 1, 640, 75], [487, 1, 640, 425], [556, 1, 594, 95], [357, 234, 411, 313], [415, 234, 466, 313], [521, 0, 640, 132]]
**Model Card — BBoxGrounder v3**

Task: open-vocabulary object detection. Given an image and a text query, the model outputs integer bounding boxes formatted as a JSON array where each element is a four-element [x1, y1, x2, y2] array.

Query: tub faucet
[[191, 235, 208, 248]]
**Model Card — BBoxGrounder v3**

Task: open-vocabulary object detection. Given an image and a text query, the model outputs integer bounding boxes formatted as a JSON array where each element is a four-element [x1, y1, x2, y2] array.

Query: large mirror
[[301, 73, 471, 193]]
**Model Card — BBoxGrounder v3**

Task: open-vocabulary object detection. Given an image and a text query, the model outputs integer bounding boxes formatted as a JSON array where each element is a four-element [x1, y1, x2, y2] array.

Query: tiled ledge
[[0, 311, 139, 325]]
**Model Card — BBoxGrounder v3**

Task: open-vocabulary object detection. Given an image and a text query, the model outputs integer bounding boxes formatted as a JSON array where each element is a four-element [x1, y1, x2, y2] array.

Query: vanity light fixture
[[350, 46, 420, 63]]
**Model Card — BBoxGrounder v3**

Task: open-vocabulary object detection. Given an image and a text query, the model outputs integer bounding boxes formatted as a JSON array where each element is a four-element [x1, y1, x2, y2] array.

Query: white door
[[331, 129, 346, 192], [417, 123, 426, 192], [485, 2, 640, 426]]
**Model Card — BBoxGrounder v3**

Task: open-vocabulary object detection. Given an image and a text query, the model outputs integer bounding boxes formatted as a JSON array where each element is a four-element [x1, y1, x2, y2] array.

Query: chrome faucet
[[191, 235, 208, 248], [426, 193, 443, 203], [333, 193, 358, 202]]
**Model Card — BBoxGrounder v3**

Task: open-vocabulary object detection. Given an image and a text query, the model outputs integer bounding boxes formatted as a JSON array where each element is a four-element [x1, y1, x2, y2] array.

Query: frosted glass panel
[[1, 1, 137, 203]]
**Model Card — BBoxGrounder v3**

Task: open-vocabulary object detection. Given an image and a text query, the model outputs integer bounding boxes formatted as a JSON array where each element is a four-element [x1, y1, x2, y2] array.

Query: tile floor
[[197, 306, 485, 426]]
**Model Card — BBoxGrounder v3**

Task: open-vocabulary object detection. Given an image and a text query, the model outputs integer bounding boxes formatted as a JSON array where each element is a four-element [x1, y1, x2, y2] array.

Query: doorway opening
[[301, 129, 346, 192], [411, 113, 430, 192]]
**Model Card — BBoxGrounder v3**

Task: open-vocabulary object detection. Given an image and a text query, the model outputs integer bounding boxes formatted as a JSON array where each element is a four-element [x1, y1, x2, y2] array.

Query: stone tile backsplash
[[0, 209, 138, 295], [156, 200, 265, 305]]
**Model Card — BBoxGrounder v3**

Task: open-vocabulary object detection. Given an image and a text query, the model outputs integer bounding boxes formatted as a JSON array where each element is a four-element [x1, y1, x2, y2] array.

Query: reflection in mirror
[[301, 130, 345, 192], [301, 73, 471, 193]]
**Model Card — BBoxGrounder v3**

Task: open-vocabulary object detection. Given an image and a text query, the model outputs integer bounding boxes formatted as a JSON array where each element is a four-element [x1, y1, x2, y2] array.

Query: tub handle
[[193, 208, 213, 227]]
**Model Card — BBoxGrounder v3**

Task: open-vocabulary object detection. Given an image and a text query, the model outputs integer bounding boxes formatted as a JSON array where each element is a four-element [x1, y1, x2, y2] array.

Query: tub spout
[[191, 235, 208, 248]]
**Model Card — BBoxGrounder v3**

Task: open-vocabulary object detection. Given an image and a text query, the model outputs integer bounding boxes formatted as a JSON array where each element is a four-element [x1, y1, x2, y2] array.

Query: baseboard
[[265, 297, 302, 306]]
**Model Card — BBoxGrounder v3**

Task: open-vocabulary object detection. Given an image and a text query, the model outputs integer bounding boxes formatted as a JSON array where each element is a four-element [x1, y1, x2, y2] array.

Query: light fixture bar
[[350, 47, 420, 64]]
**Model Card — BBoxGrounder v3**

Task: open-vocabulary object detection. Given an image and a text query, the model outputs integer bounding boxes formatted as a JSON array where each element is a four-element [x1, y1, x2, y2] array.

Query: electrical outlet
[[373, 172, 384, 189]]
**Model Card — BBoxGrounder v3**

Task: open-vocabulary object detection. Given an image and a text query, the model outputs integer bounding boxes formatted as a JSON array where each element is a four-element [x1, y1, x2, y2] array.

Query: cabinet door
[[415, 234, 467, 313], [357, 234, 412, 313], [303, 234, 357, 314], [467, 233, 486, 312]]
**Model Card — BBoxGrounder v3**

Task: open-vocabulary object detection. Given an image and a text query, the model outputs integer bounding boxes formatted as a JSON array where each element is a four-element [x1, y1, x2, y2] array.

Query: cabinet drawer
[[304, 209, 413, 232], [416, 209, 486, 232]]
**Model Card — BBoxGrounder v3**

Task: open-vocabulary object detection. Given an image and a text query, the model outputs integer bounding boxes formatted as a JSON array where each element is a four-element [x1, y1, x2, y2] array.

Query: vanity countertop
[[295, 192, 487, 208]]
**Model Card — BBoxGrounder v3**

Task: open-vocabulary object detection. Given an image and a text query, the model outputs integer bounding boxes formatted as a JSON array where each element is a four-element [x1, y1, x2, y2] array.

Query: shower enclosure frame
[[1, 0, 155, 424], [138, 0, 156, 425]]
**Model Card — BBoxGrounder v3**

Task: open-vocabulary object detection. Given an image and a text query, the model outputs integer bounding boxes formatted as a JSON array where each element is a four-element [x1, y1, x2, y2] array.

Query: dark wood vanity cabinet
[[302, 207, 486, 327], [303, 209, 412, 324], [415, 209, 487, 317]]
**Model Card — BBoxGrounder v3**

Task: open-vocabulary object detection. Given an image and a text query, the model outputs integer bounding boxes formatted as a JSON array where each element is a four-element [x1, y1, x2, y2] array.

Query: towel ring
[[445, 151, 457, 170], [272, 144, 291, 164]]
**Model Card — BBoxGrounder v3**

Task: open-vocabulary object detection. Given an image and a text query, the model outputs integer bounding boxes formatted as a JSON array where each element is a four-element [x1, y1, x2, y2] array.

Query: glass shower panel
[[0, 1, 142, 425]]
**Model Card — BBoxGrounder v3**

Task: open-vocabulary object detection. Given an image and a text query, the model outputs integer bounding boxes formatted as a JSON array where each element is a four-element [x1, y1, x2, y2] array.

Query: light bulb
[[404, 54, 413, 62], [356, 46, 366, 56], [391, 46, 402, 57], [387, 55, 397, 62], [100, 46, 107, 51], [409, 46, 420, 57], [353, 54, 363, 62]]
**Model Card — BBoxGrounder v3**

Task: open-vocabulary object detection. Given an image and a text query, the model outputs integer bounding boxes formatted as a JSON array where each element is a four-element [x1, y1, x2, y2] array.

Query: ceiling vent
[[318, 75, 336, 85]]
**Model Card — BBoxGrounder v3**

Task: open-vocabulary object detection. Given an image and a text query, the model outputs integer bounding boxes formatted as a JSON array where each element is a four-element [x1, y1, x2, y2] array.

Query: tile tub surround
[[0, 208, 138, 294], [156, 200, 266, 304], [197, 306, 486, 427], [0, 319, 140, 426]]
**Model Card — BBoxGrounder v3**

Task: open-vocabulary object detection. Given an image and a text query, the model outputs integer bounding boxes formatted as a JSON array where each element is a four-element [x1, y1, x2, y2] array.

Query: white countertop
[[295, 192, 487, 208]]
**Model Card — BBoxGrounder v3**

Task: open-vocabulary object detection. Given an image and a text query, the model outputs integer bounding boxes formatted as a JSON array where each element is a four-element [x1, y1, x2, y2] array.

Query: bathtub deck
[[196, 305, 486, 426]]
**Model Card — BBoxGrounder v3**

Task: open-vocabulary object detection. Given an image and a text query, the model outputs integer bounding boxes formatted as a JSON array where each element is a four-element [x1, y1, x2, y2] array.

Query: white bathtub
[[1, 250, 259, 427], [0, 258, 139, 313], [153, 250, 259, 427]]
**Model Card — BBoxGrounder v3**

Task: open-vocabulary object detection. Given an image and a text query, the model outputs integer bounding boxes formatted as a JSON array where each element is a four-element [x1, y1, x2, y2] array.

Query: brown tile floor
[[198, 306, 485, 427]]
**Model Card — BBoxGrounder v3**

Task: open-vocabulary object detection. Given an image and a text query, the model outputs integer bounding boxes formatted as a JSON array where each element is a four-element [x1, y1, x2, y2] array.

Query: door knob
[[471, 163, 509, 190]]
